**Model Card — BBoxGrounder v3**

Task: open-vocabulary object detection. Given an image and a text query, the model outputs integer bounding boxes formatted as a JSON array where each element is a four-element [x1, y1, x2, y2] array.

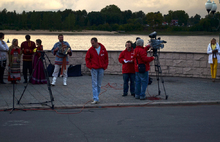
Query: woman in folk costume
[[207, 38, 220, 82], [31, 39, 47, 84], [8, 39, 22, 83]]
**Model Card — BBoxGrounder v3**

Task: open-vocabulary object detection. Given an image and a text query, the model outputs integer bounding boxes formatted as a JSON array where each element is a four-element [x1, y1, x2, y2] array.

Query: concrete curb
[[2, 101, 220, 111]]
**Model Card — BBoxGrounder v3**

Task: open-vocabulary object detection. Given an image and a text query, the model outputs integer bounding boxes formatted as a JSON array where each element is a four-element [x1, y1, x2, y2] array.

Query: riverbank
[[1, 30, 118, 35], [1, 30, 220, 36], [124, 31, 220, 36]]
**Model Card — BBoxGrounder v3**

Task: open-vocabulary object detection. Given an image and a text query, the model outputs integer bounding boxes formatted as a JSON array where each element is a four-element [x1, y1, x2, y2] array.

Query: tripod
[[154, 54, 168, 100], [4, 77, 26, 114], [17, 51, 54, 109]]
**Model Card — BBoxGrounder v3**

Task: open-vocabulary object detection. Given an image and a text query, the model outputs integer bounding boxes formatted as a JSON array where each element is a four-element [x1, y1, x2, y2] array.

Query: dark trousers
[[123, 73, 135, 95], [0, 60, 6, 82], [23, 61, 32, 81]]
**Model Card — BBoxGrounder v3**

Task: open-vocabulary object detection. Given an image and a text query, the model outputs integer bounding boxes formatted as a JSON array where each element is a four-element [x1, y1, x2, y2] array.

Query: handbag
[[136, 58, 145, 73]]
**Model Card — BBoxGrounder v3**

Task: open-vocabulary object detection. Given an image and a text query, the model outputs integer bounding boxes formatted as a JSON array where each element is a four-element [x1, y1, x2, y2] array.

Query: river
[[4, 34, 219, 53]]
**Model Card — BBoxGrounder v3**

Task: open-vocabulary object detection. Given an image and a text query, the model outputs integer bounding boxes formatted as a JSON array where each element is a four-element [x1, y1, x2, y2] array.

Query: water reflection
[[4, 34, 218, 53]]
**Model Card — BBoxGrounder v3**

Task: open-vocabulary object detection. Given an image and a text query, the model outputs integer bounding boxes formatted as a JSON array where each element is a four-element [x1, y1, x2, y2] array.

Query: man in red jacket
[[118, 41, 135, 97], [85, 37, 109, 104], [21, 35, 36, 83], [134, 39, 154, 100]]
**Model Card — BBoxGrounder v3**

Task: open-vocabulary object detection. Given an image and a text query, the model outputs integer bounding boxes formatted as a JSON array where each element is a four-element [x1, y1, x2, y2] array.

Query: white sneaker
[[63, 77, 67, 86], [51, 77, 57, 86], [91, 100, 99, 104]]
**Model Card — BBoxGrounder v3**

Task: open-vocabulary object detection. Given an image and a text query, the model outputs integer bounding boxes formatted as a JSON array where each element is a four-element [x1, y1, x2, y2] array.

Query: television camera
[[149, 31, 167, 57]]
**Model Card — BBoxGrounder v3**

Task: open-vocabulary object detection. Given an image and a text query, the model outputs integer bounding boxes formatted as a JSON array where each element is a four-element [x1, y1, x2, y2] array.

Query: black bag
[[68, 64, 82, 77], [47, 63, 55, 77], [136, 58, 145, 73], [138, 64, 146, 73]]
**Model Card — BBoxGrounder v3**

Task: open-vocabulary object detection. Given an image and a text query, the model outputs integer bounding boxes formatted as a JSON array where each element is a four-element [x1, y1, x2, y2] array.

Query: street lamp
[[205, 0, 220, 41]]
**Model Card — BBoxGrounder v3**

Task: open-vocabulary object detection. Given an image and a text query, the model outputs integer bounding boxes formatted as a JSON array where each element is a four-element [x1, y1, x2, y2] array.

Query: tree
[[146, 12, 163, 27], [121, 10, 132, 24], [63, 12, 75, 30], [101, 5, 121, 13], [87, 12, 105, 26], [101, 5, 122, 24]]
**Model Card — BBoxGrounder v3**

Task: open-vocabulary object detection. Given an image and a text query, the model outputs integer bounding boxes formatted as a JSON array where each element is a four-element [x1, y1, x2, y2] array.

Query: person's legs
[[0, 60, 6, 83], [28, 61, 32, 82], [130, 73, 135, 95], [210, 63, 214, 78], [123, 73, 129, 96], [213, 58, 218, 79], [140, 71, 149, 99], [135, 72, 141, 99], [97, 68, 104, 101], [23, 61, 28, 82], [51, 65, 60, 85], [91, 68, 98, 102], [63, 65, 68, 86]]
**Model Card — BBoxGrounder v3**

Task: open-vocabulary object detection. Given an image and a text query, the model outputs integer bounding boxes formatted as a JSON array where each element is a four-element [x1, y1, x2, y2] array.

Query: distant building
[[171, 20, 178, 26], [162, 22, 168, 26]]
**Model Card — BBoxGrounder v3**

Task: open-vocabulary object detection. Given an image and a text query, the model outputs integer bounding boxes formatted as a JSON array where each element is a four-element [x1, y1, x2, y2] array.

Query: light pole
[[205, 0, 220, 41], [205, 0, 217, 14]]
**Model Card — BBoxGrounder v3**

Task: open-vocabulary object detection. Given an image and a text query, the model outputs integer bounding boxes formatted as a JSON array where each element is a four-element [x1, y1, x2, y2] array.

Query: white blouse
[[0, 40, 9, 61]]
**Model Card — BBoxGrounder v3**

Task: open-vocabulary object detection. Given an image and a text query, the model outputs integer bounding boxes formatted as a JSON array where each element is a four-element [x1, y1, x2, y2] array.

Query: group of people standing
[[118, 38, 154, 100], [1, 32, 220, 104], [0, 32, 46, 84]]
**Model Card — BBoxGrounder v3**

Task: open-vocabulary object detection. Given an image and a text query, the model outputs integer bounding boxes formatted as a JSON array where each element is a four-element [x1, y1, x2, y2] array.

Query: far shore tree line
[[0, 5, 219, 32]]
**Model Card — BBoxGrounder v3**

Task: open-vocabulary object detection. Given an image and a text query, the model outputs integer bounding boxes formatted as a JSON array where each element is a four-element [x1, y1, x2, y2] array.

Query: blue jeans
[[91, 68, 104, 101], [123, 73, 135, 95], [135, 71, 149, 99]]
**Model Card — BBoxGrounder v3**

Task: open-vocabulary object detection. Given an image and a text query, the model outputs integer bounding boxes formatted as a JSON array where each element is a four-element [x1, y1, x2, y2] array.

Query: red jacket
[[21, 41, 36, 61], [85, 43, 109, 70], [118, 48, 135, 74], [134, 46, 154, 72]]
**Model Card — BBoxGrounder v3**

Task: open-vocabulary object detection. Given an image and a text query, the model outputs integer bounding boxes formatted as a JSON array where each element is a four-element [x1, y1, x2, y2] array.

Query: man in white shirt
[[0, 32, 9, 84]]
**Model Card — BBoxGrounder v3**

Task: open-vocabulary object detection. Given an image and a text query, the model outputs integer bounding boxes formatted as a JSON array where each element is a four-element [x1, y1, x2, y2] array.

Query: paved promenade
[[0, 75, 220, 110]]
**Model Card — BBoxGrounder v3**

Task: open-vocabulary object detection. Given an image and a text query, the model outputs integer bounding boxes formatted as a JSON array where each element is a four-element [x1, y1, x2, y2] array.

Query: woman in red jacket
[[118, 41, 135, 97]]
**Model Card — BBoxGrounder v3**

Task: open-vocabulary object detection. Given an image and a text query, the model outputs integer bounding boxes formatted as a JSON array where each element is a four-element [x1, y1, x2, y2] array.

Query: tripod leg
[[160, 76, 168, 100], [17, 57, 41, 104], [154, 55, 168, 100], [154, 56, 161, 96], [41, 57, 54, 109]]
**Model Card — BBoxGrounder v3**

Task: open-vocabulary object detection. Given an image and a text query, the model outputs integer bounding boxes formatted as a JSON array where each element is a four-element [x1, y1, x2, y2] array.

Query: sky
[[0, 0, 214, 18]]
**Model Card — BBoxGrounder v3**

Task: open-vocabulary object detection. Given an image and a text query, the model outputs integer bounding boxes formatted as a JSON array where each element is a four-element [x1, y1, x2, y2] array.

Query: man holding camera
[[51, 34, 72, 86], [134, 39, 154, 100]]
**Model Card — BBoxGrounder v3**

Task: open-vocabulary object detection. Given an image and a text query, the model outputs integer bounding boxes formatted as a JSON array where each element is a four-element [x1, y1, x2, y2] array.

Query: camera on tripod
[[149, 31, 167, 57]]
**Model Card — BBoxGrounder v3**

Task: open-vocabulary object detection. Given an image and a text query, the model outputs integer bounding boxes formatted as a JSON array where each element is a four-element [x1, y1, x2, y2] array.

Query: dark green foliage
[[0, 4, 218, 32]]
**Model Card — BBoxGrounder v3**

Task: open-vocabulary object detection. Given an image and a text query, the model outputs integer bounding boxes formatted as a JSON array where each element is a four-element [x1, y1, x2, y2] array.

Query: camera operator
[[132, 37, 140, 49], [134, 39, 155, 100]]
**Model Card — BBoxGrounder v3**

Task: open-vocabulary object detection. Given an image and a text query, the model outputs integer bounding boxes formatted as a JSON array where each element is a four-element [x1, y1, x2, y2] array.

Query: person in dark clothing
[[132, 37, 140, 49], [21, 35, 36, 83]]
